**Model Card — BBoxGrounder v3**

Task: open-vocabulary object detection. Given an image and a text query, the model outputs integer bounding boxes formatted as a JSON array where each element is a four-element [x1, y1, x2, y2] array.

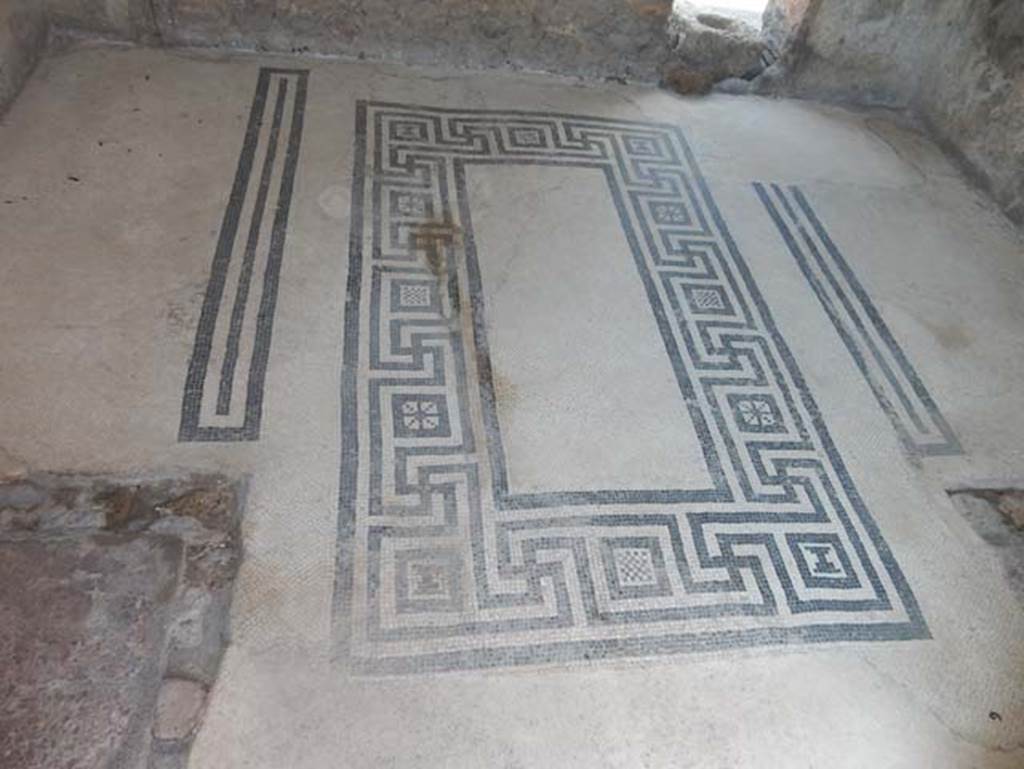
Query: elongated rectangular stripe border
[[334, 104, 929, 674], [179, 67, 308, 442], [754, 182, 961, 457]]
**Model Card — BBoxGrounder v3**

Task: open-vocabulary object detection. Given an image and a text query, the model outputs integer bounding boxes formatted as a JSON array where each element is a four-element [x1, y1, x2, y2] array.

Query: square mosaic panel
[[334, 103, 928, 673]]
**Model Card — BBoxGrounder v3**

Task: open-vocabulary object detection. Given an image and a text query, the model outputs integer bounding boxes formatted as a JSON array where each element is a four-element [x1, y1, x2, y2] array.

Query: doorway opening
[[688, 0, 769, 29]]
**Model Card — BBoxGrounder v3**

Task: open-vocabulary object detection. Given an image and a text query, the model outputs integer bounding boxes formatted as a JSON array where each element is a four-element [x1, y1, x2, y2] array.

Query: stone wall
[[760, 0, 812, 52], [0, 0, 48, 114], [46, 0, 156, 41], [664, 3, 768, 94], [11, 0, 1024, 225], [767, 0, 1024, 224], [44, 0, 674, 81]]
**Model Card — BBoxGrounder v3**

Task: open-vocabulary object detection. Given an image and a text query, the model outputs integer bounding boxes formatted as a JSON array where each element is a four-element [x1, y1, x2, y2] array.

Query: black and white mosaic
[[755, 183, 961, 458], [179, 67, 308, 442], [334, 104, 928, 673]]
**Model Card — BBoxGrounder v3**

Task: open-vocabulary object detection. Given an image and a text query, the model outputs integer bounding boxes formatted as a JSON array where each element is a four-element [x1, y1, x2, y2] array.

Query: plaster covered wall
[[770, 0, 1024, 224], [44, 0, 674, 80]]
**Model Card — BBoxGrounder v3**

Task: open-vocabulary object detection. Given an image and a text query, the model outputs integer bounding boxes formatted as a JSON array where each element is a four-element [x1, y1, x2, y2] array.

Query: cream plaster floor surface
[[2, 43, 1024, 768]]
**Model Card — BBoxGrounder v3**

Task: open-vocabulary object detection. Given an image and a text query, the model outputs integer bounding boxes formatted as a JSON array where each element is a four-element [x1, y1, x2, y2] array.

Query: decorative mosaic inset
[[391, 394, 451, 438], [179, 67, 308, 442], [728, 393, 785, 434], [754, 182, 961, 458], [335, 103, 929, 673]]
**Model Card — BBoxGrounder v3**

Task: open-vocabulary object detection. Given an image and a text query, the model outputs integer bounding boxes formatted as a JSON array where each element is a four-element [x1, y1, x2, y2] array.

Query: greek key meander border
[[754, 182, 962, 458], [179, 67, 308, 442], [334, 102, 929, 674]]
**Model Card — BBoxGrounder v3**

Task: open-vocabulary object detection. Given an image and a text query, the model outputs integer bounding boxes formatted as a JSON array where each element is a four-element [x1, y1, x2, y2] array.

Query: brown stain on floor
[[477, 360, 519, 410], [409, 218, 463, 279], [406, 216, 523, 411], [933, 323, 972, 351], [920, 316, 973, 352], [424, 247, 446, 278], [490, 367, 519, 407]]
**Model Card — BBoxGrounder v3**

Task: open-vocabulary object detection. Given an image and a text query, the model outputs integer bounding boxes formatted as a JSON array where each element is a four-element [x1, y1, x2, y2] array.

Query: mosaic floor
[[3, 45, 1024, 767], [332, 103, 929, 672]]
